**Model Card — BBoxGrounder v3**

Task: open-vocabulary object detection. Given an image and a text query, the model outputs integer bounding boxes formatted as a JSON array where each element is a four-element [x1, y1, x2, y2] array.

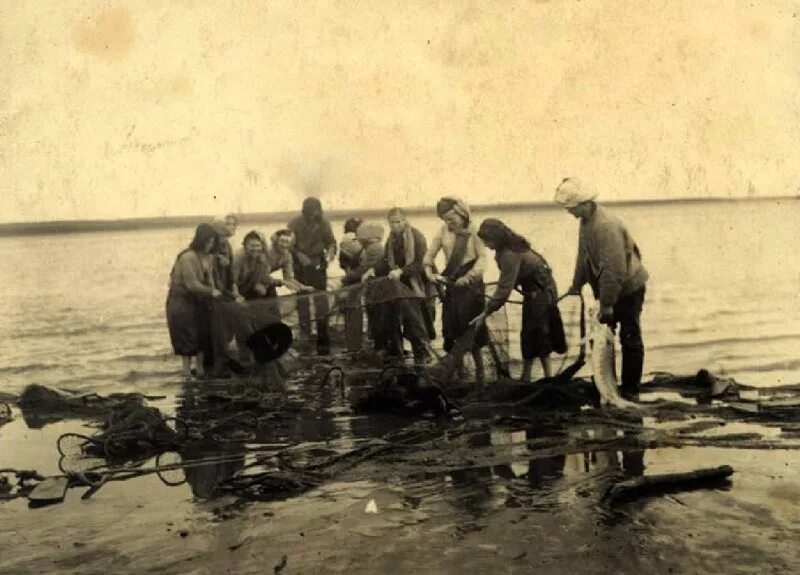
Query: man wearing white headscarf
[[555, 177, 649, 398]]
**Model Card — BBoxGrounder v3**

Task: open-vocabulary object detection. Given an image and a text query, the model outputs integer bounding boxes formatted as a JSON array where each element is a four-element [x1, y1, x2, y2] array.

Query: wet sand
[[2, 352, 800, 575]]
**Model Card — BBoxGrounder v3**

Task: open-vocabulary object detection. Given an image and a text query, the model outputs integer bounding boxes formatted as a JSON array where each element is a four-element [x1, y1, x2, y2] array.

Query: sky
[[1, 0, 799, 223]]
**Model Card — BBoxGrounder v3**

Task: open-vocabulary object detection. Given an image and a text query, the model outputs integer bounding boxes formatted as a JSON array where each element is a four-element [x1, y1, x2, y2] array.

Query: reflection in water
[[438, 422, 648, 522], [179, 440, 246, 499], [176, 382, 248, 499]]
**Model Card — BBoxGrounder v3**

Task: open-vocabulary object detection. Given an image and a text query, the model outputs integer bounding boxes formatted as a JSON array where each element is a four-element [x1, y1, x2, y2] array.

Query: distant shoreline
[[0, 195, 795, 238]]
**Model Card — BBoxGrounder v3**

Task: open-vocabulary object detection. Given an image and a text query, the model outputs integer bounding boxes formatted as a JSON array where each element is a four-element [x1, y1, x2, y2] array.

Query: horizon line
[[0, 194, 796, 237]]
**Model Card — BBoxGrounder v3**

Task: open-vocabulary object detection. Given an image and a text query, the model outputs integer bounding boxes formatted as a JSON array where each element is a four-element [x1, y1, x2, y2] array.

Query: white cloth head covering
[[339, 232, 362, 258], [554, 178, 598, 208], [356, 222, 385, 243]]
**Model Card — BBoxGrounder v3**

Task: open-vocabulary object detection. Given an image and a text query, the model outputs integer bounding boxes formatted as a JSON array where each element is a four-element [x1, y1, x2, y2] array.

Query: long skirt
[[520, 291, 554, 359], [166, 291, 211, 357], [442, 283, 488, 352]]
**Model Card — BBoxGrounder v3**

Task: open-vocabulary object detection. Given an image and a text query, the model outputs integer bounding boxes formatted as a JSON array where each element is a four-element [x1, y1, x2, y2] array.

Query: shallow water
[[1, 199, 799, 574], [1, 200, 798, 393]]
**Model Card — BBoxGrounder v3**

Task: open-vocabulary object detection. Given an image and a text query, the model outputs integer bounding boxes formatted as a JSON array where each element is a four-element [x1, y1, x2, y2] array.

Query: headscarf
[[435, 196, 470, 223], [554, 178, 598, 208], [356, 222, 385, 243], [242, 230, 267, 248], [477, 218, 530, 253], [339, 232, 362, 258]]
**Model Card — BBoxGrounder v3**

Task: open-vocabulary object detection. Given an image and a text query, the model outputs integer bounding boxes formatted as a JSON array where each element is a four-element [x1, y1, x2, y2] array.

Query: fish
[[589, 312, 639, 410]]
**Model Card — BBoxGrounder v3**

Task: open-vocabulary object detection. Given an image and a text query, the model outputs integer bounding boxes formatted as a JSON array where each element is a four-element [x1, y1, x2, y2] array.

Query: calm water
[[1, 199, 800, 574], [1, 199, 798, 394]]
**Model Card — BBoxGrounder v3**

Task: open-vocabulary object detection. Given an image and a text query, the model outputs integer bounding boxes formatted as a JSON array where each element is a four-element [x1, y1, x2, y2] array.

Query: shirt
[[169, 250, 215, 297], [264, 244, 295, 281], [287, 215, 336, 261], [571, 205, 649, 306], [485, 249, 556, 315], [423, 224, 487, 282]]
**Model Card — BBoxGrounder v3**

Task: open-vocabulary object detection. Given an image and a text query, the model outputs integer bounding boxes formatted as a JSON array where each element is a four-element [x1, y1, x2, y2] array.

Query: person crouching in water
[[342, 222, 390, 354], [166, 223, 222, 379], [471, 218, 566, 381], [423, 197, 489, 384], [385, 208, 435, 363], [554, 177, 649, 399], [339, 217, 365, 352]]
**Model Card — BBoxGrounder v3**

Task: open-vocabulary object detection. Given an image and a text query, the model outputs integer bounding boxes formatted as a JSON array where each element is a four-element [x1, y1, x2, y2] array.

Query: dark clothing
[[339, 241, 365, 352], [386, 226, 427, 283], [613, 287, 646, 393], [442, 282, 488, 352], [288, 214, 335, 352], [166, 293, 211, 357], [165, 250, 215, 357], [294, 265, 330, 350], [288, 215, 336, 266], [485, 249, 557, 314], [485, 248, 563, 359], [386, 225, 436, 344], [339, 251, 361, 273], [571, 205, 649, 307], [214, 237, 235, 293]]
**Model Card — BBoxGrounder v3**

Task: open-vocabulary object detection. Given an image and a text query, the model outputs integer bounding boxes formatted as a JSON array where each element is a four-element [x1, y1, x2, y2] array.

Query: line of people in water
[[166, 178, 648, 398]]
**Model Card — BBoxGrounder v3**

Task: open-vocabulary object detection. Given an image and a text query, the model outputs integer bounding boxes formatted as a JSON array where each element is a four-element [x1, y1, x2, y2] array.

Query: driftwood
[[603, 465, 734, 504]]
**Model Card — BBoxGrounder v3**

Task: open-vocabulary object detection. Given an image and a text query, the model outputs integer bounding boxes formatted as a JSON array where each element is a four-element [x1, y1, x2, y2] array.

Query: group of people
[[165, 178, 649, 397]]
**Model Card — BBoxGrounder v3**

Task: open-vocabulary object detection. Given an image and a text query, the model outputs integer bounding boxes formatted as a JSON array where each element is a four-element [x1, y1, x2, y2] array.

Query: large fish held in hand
[[588, 308, 639, 409]]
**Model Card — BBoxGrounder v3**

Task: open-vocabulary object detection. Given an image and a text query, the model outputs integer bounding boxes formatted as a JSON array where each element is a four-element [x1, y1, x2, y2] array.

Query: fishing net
[[208, 275, 590, 384]]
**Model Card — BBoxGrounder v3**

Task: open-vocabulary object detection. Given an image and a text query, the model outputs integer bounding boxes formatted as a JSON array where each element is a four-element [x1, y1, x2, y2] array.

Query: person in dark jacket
[[287, 197, 337, 355], [385, 208, 434, 362], [555, 177, 649, 397], [471, 218, 565, 381]]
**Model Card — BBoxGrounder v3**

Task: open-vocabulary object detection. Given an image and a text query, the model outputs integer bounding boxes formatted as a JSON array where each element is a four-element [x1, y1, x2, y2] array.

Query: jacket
[[571, 205, 648, 307]]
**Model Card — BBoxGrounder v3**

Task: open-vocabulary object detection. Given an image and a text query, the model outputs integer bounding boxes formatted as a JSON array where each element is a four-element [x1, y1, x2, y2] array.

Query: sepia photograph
[[1, 1, 799, 573]]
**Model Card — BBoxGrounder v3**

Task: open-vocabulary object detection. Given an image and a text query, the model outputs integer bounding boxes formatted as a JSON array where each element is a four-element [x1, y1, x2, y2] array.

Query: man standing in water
[[288, 197, 337, 355], [555, 178, 649, 398]]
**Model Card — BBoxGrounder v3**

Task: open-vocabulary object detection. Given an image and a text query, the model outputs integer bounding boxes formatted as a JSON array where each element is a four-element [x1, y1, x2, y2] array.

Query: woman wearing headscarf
[[166, 223, 222, 378], [231, 230, 269, 300], [423, 197, 489, 383], [471, 218, 566, 381], [339, 217, 364, 273]]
